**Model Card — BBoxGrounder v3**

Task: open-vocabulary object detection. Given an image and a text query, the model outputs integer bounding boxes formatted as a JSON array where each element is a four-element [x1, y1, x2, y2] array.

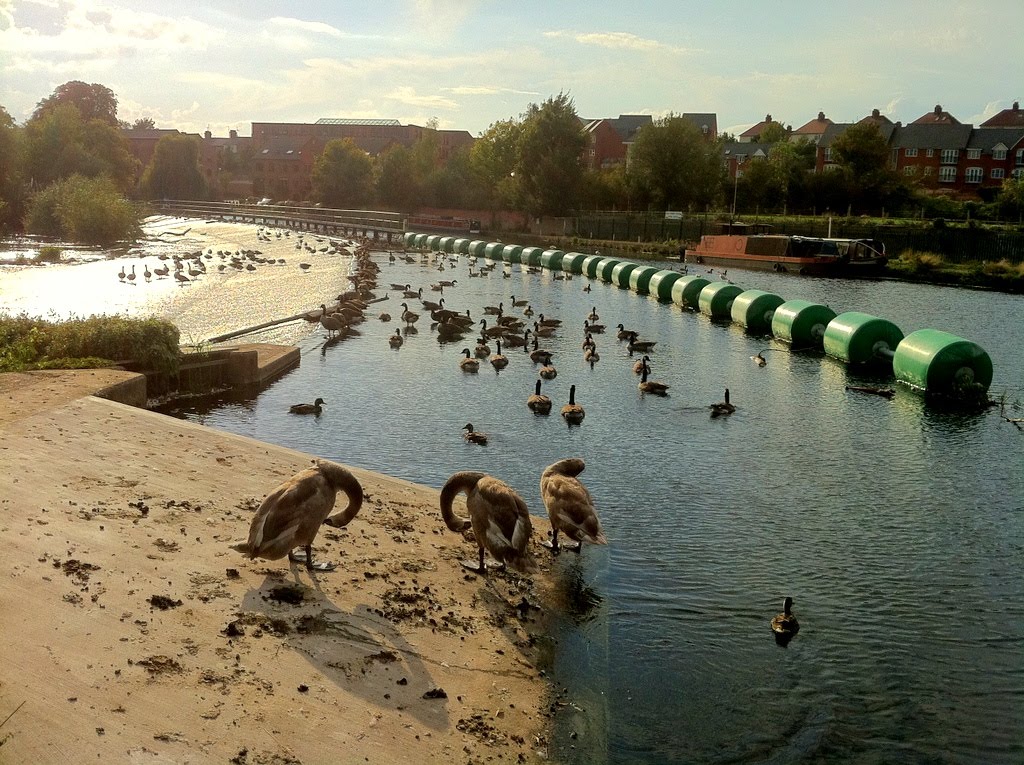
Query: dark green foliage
[[33, 81, 120, 126], [516, 93, 587, 216], [24, 175, 140, 245], [0, 314, 180, 375], [140, 133, 207, 200], [312, 138, 373, 208], [629, 114, 721, 211]]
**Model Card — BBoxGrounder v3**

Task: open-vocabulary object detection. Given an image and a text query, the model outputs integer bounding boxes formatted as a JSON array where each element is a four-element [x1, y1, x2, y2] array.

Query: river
[[4, 218, 1023, 764]]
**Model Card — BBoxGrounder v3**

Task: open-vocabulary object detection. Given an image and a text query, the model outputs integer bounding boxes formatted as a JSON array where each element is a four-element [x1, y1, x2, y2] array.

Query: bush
[[37, 246, 62, 263], [0, 313, 179, 375], [24, 175, 140, 246]]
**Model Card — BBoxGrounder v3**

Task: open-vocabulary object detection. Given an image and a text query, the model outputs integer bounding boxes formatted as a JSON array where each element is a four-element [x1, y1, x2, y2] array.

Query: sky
[[2, 0, 1023, 138]]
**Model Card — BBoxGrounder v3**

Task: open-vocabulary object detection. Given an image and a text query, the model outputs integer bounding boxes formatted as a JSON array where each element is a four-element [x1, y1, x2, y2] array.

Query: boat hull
[[685, 234, 887, 276]]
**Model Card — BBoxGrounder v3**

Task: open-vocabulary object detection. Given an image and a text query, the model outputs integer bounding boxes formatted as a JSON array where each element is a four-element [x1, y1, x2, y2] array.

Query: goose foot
[[289, 546, 336, 572], [540, 540, 561, 554]]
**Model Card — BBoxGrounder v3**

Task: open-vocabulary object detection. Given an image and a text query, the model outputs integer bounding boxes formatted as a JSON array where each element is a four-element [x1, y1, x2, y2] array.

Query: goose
[[400, 302, 420, 325], [561, 384, 585, 424], [429, 283, 445, 292], [388, 329, 403, 348], [473, 335, 491, 358], [527, 379, 552, 415], [583, 319, 605, 334], [389, 282, 409, 291], [421, 296, 444, 312], [403, 286, 422, 299], [479, 318, 506, 338], [378, 312, 391, 322], [583, 283, 591, 293], [586, 306, 600, 321], [459, 348, 480, 373], [117, 265, 126, 281], [638, 361, 669, 396], [143, 263, 152, 282], [710, 388, 736, 418], [584, 344, 600, 363], [532, 321, 556, 338], [490, 340, 509, 370], [530, 337, 554, 363], [627, 332, 657, 353], [462, 422, 488, 445], [438, 279, 457, 287], [483, 301, 503, 315], [126, 264, 136, 283], [632, 354, 651, 375], [616, 323, 634, 341], [540, 458, 608, 553], [299, 262, 312, 271], [582, 333, 596, 350], [439, 471, 536, 574], [174, 270, 190, 286], [538, 355, 558, 380], [523, 304, 534, 317], [752, 351, 768, 367], [770, 597, 800, 637], [289, 397, 325, 415], [537, 313, 561, 327], [502, 329, 529, 348], [510, 295, 528, 307], [319, 305, 346, 338], [230, 459, 363, 572]]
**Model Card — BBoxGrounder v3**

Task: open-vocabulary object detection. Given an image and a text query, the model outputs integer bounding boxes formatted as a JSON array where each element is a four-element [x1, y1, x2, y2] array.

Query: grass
[[0, 313, 180, 376], [887, 249, 1024, 292]]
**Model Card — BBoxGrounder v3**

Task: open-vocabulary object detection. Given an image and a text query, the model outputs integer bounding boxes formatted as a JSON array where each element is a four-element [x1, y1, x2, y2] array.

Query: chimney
[[817, 111, 825, 121], [872, 108, 880, 118], [204, 130, 212, 139], [934, 104, 942, 114], [229, 129, 238, 139], [765, 114, 772, 122], [1014, 101, 1020, 111]]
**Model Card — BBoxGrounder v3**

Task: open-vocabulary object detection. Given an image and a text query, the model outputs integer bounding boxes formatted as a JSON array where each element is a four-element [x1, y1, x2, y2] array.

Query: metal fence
[[571, 213, 1024, 263]]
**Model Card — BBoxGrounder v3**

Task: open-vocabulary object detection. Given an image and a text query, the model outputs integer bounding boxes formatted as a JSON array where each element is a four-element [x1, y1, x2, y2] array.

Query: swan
[[388, 329, 403, 348], [289, 397, 325, 415], [638, 361, 669, 395], [462, 422, 488, 445], [710, 389, 736, 417], [770, 597, 800, 637], [561, 384, 585, 424], [439, 471, 536, 574], [230, 459, 363, 571], [527, 380, 552, 414], [460, 348, 480, 373], [539, 458, 608, 552], [490, 340, 509, 370]]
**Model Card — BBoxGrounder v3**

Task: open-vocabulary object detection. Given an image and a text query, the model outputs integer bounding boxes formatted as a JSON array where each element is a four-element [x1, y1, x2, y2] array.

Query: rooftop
[[315, 118, 402, 126]]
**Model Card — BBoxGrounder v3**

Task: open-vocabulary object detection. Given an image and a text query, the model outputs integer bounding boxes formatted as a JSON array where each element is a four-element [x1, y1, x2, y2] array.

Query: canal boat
[[686, 232, 887, 276]]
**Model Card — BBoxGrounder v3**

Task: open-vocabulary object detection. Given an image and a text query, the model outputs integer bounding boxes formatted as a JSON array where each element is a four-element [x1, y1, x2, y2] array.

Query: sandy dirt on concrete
[[0, 371, 557, 764]]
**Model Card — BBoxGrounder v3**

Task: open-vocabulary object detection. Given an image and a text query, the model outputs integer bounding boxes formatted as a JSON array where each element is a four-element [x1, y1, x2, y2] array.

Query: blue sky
[[2, 0, 1022, 137]]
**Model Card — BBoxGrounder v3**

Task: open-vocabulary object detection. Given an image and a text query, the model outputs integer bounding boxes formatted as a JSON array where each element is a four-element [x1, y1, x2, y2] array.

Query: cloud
[[442, 85, 540, 96], [267, 16, 347, 38], [543, 29, 693, 55], [384, 86, 458, 111]]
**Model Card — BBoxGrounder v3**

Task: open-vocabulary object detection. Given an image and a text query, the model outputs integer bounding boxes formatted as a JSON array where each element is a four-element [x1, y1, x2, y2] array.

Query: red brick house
[[790, 112, 833, 144], [912, 104, 961, 125], [980, 101, 1024, 128], [738, 114, 783, 143]]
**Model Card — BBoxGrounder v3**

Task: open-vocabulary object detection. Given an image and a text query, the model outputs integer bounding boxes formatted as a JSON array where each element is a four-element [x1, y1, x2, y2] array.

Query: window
[[905, 148, 918, 157], [965, 167, 983, 183], [940, 149, 959, 164], [939, 166, 956, 183], [967, 148, 981, 160], [993, 147, 1007, 160], [823, 148, 832, 162], [1013, 168, 1023, 179], [926, 148, 934, 157], [1017, 149, 1024, 166], [924, 166, 934, 176], [992, 168, 1005, 180]]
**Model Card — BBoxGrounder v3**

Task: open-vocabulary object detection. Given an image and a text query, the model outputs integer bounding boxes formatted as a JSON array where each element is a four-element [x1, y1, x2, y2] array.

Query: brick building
[[582, 112, 718, 171]]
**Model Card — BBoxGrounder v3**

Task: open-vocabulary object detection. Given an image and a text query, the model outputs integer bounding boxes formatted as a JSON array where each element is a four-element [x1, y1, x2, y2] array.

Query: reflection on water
[[147, 233, 1023, 763]]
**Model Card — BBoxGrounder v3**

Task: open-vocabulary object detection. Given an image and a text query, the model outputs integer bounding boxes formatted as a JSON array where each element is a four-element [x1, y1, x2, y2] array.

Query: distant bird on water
[[230, 459, 364, 572], [289, 397, 325, 415], [770, 597, 800, 643]]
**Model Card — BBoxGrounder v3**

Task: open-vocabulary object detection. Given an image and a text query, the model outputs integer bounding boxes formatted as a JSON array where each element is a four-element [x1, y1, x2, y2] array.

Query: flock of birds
[[116, 226, 356, 287], [271, 242, 797, 640]]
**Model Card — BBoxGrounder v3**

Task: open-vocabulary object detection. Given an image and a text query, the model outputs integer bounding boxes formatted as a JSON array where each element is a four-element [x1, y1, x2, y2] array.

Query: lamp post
[[731, 166, 739, 220]]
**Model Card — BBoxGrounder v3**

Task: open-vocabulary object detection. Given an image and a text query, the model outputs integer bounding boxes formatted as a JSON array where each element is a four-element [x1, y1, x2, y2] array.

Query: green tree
[[25, 104, 138, 192], [629, 113, 721, 210], [375, 144, 419, 210], [831, 122, 890, 178], [996, 174, 1024, 221], [24, 174, 139, 245], [516, 93, 586, 216], [580, 166, 631, 209], [757, 122, 789, 144], [830, 122, 909, 214], [33, 81, 119, 126], [140, 133, 207, 200], [469, 118, 523, 211], [131, 117, 156, 130], [311, 138, 373, 208], [0, 105, 26, 233]]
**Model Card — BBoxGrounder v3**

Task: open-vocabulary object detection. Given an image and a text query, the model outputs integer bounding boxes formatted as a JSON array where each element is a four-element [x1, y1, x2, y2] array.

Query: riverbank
[[0, 370, 555, 764]]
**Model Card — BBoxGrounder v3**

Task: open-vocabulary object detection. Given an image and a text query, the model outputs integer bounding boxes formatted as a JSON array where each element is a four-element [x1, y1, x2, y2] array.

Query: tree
[[0, 104, 26, 233], [24, 174, 139, 245], [628, 114, 721, 210], [831, 122, 890, 178], [757, 122, 789, 144], [140, 134, 207, 200], [311, 138, 373, 208], [996, 174, 1024, 221], [25, 104, 138, 191], [469, 118, 523, 211], [516, 93, 586, 216], [830, 122, 909, 214], [132, 117, 156, 130], [33, 81, 119, 126], [375, 144, 419, 210], [580, 166, 631, 210]]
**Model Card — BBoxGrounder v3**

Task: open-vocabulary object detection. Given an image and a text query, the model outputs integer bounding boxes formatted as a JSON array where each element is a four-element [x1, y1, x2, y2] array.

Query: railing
[[154, 200, 405, 235]]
